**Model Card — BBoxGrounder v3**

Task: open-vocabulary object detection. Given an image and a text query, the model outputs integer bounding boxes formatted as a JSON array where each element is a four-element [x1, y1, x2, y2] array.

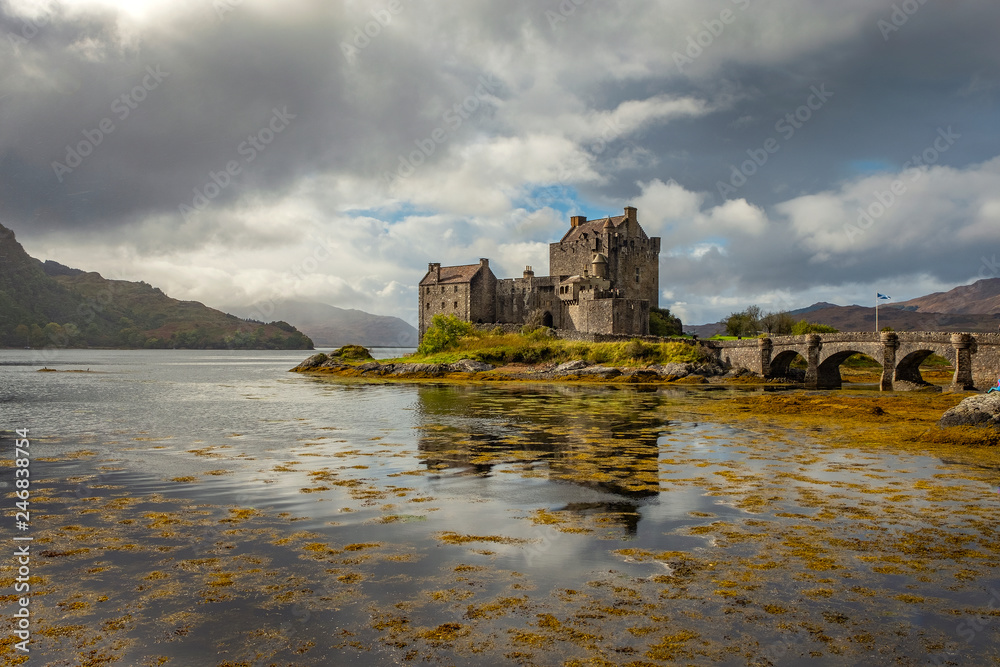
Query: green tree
[[760, 311, 795, 335], [724, 305, 762, 337], [418, 314, 474, 355], [43, 322, 65, 347], [29, 324, 44, 348], [649, 307, 683, 337], [15, 324, 29, 346]]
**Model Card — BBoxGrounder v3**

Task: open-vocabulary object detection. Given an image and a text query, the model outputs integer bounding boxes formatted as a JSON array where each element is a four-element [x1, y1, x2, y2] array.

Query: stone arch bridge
[[712, 332, 1000, 391]]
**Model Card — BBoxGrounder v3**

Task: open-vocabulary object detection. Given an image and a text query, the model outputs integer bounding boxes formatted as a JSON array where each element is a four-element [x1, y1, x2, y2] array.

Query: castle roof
[[559, 215, 627, 243], [419, 263, 484, 285]]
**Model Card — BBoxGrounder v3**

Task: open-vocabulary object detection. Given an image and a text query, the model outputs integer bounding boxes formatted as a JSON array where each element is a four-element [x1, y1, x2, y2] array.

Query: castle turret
[[591, 253, 608, 279]]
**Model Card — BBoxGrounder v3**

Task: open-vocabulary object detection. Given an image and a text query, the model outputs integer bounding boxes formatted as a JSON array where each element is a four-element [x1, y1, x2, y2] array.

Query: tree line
[[724, 305, 837, 337]]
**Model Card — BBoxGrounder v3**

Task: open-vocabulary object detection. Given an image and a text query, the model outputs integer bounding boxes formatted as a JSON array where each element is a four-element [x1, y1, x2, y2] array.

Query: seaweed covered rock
[[572, 365, 622, 379], [390, 363, 445, 377], [938, 393, 1000, 429], [447, 359, 494, 373], [294, 353, 329, 370], [330, 345, 374, 361], [553, 360, 589, 375]]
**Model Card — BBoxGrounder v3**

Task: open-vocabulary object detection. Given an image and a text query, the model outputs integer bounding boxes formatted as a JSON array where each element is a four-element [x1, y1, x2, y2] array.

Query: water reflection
[[414, 384, 671, 533]]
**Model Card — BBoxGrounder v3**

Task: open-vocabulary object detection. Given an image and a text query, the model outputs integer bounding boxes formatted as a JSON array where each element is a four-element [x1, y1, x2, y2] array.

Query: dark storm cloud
[[1, 0, 997, 323], [0, 0, 503, 235]]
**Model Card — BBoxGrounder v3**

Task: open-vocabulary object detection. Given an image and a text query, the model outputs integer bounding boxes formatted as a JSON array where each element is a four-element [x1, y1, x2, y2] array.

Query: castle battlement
[[419, 207, 660, 339]]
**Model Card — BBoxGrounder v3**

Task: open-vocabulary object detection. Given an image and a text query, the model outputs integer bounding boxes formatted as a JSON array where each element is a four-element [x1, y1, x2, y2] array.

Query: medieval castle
[[419, 206, 660, 340]]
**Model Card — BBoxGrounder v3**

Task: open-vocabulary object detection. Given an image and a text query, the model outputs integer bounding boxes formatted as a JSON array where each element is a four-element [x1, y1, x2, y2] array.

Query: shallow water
[[1, 350, 999, 665]]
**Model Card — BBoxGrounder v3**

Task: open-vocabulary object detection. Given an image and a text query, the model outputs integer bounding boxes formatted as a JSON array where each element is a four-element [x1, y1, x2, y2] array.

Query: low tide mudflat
[[2, 350, 999, 665]]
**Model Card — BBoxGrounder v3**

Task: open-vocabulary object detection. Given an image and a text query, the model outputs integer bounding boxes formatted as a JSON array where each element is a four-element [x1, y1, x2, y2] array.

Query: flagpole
[[875, 292, 878, 333]]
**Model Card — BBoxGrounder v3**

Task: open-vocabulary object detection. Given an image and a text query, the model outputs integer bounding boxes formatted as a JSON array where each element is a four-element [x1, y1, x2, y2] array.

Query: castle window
[[454, 285, 458, 293], [441, 286, 445, 293], [441, 302, 445, 309], [635, 267, 640, 283], [426, 302, 430, 309], [453, 301, 458, 309]]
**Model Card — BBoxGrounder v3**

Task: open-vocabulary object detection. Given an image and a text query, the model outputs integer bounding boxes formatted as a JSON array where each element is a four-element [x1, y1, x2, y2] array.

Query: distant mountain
[[894, 278, 1000, 315], [222, 299, 418, 348], [685, 322, 725, 338], [687, 278, 1000, 335], [789, 304, 1000, 333], [788, 302, 840, 316], [0, 222, 312, 349]]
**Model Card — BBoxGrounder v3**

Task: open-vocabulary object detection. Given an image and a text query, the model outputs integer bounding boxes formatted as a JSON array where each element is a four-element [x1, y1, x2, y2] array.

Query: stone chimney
[[428, 262, 441, 281], [624, 206, 637, 222], [523, 265, 534, 278], [479, 258, 489, 270], [570, 215, 586, 228]]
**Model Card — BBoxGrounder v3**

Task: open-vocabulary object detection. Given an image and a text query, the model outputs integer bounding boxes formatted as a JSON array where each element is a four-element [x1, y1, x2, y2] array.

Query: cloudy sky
[[2, 0, 998, 326]]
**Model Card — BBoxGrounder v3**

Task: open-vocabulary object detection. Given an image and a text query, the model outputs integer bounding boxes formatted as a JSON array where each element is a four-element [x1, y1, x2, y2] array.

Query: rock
[[938, 393, 1000, 429], [722, 367, 759, 380], [357, 362, 382, 371], [447, 359, 494, 373], [654, 362, 691, 378], [573, 365, 621, 378], [390, 363, 444, 377], [624, 368, 660, 382], [893, 380, 941, 392], [553, 360, 589, 374], [294, 353, 328, 370]]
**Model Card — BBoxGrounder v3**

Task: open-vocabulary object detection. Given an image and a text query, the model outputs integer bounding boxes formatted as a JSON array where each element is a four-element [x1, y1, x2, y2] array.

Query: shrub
[[624, 339, 657, 361], [790, 320, 839, 335], [418, 314, 474, 355], [331, 345, 371, 360]]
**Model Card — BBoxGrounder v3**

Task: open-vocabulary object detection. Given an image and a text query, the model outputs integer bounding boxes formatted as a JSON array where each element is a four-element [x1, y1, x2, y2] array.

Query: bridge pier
[[758, 337, 773, 377], [951, 333, 976, 391], [717, 331, 995, 391], [803, 335, 822, 389], [880, 332, 898, 392]]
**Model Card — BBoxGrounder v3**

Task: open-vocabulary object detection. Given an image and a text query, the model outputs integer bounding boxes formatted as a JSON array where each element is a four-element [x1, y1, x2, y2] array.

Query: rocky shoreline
[[290, 352, 798, 385]]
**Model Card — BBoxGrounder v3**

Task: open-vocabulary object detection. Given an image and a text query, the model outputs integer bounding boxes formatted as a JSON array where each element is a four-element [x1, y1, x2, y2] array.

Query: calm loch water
[[2, 350, 999, 665]]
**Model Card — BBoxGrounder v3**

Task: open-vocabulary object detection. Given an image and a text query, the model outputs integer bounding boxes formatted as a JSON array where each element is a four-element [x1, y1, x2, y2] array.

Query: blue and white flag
[[877, 293, 891, 300]]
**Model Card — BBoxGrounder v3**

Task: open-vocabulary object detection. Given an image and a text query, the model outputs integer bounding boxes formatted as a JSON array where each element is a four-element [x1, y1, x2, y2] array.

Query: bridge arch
[[714, 332, 992, 391], [816, 349, 881, 389], [894, 349, 935, 385], [768, 349, 807, 379]]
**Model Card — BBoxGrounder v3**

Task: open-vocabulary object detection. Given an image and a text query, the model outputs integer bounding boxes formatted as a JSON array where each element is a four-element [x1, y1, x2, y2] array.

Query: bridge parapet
[[709, 331, 998, 391]]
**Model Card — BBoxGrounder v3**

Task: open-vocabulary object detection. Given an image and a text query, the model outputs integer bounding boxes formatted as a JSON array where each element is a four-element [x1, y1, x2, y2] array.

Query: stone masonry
[[419, 207, 660, 339], [712, 332, 1000, 392]]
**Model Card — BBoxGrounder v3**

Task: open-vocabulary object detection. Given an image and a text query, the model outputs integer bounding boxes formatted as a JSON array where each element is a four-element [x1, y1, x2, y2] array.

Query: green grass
[[388, 332, 714, 367]]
